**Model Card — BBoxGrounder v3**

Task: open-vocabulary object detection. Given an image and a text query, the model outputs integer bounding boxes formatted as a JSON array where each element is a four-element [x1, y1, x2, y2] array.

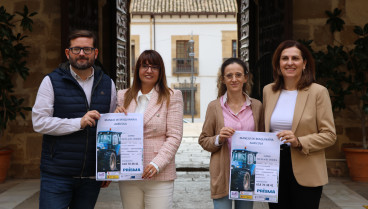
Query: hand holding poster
[[96, 113, 144, 181], [229, 131, 280, 203]]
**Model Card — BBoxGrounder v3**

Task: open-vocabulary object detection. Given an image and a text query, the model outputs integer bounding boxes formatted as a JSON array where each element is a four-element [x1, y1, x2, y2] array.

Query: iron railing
[[172, 58, 198, 74]]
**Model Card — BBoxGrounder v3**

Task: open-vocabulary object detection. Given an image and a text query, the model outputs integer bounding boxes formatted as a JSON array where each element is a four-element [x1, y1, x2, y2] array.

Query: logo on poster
[[123, 167, 141, 172], [257, 189, 275, 194], [97, 172, 105, 179], [230, 191, 239, 198]]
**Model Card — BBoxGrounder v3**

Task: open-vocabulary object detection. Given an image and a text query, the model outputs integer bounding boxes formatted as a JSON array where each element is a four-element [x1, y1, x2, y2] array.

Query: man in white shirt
[[32, 30, 116, 209]]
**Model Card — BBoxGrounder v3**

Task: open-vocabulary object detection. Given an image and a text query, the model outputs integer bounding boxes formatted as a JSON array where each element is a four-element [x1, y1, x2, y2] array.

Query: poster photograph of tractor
[[96, 113, 144, 181], [97, 129, 122, 172], [229, 131, 280, 203], [230, 148, 257, 192]]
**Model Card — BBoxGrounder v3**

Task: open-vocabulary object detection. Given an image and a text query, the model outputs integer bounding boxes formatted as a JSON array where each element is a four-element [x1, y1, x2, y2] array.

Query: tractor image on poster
[[97, 130, 122, 172], [230, 148, 257, 191]]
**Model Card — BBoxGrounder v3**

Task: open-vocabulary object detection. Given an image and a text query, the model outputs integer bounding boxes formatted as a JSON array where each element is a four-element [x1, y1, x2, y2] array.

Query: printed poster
[[229, 131, 280, 203], [96, 113, 143, 181]]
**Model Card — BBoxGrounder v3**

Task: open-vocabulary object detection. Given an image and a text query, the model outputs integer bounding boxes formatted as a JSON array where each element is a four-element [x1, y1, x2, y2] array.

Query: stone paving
[[176, 137, 210, 170], [93, 136, 367, 209]]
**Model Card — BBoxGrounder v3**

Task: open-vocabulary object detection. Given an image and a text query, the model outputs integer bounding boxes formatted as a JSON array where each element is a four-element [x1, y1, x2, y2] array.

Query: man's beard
[[70, 56, 95, 70]]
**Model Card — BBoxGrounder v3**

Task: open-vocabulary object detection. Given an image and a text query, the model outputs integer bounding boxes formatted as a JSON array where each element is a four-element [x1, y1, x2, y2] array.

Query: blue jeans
[[39, 172, 102, 209], [213, 196, 253, 209]]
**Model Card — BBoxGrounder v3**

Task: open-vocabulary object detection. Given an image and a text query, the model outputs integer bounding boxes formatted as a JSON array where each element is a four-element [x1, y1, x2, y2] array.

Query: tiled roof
[[130, 0, 237, 15]]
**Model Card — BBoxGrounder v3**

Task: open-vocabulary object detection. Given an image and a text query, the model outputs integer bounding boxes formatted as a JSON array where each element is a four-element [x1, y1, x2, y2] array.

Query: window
[[113, 134, 119, 145], [247, 154, 253, 165], [98, 133, 111, 143], [131, 41, 136, 73], [175, 40, 192, 73], [171, 35, 199, 75], [232, 40, 237, 57], [181, 88, 197, 115], [174, 84, 197, 115], [221, 31, 237, 62]]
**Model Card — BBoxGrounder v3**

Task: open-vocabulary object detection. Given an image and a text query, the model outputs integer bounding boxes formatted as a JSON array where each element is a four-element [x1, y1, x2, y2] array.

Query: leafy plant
[[325, 8, 345, 33], [302, 8, 368, 149], [0, 5, 37, 135]]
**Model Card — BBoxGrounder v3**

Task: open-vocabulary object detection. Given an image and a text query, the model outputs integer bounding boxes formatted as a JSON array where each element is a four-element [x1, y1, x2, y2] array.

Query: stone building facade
[[0, 0, 367, 179], [130, 0, 237, 122], [1, 0, 62, 178], [292, 0, 368, 177]]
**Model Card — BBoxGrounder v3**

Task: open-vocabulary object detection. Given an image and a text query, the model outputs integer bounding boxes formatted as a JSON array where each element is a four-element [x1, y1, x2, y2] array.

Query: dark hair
[[124, 50, 172, 108], [67, 30, 97, 48], [217, 58, 252, 98], [271, 40, 315, 91]]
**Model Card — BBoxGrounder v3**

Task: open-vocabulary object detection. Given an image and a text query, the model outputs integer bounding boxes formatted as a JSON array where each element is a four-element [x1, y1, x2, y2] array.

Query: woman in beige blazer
[[115, 50, 183, 209], [199, 58, 264, 209], [263, 40, 336, 209]]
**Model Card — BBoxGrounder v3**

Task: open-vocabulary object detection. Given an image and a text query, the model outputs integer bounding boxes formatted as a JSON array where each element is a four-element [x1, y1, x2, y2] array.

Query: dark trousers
[[39, 172, 102, 209], [269, 146, 323, 209]]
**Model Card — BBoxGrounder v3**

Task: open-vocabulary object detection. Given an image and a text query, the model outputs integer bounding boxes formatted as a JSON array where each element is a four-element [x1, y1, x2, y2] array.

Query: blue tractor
[[97, 130, 122, 172], [230, 149, 257, 191]]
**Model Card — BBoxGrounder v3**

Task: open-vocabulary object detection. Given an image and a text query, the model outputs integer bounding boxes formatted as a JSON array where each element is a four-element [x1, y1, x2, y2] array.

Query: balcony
[[173, 58, 198, 74]]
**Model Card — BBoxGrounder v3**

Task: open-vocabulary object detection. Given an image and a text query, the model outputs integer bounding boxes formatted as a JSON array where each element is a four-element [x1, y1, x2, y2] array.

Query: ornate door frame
[[115, 0, 130, 90]]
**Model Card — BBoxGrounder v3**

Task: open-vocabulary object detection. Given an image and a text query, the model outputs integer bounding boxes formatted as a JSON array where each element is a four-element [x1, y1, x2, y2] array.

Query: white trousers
[[119, 180, 174, 209]]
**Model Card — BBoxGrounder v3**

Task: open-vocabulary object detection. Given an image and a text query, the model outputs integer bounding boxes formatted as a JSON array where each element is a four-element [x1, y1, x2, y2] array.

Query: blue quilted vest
[[40, 62, 112, 177]]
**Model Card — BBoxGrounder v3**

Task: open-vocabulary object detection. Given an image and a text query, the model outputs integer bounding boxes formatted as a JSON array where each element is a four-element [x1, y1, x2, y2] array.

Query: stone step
[[176, 137, 210, 170]]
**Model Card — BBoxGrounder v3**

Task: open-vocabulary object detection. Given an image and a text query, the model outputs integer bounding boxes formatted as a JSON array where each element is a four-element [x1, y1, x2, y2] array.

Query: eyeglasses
[[224, 73, 244, 80], [141, 64, 160, 72], [69, 47, 96, 55]]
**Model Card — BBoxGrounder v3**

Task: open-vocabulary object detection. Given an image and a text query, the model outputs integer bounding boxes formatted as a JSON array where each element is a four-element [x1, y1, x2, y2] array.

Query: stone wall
[[293, 0, 368, 177], [1, 0, 61, 178]]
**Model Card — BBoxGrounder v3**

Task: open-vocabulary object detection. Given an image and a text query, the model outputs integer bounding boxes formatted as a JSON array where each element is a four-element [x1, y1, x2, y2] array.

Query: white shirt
[[134, 88, 160, 173], [270, 90, 298, 145], [270, 89, 298, 132], [135, 89, 153, 114], [32, 67, 117, 136]]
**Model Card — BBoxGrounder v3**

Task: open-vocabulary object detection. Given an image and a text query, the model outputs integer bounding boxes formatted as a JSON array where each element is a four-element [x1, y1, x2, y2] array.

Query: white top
[[134, 88, 160, 172], [270, 89, 298, 133], [32, 67, 117, 136], [135, 89, 154, 114]]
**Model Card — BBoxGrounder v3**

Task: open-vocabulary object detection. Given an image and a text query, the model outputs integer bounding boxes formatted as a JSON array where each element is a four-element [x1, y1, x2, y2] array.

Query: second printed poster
[[229, 131, 280, 203]]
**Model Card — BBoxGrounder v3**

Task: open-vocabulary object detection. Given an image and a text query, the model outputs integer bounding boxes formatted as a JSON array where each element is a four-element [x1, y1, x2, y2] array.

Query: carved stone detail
[[239, 0, 250, 66], [116, 0, 129, 90]]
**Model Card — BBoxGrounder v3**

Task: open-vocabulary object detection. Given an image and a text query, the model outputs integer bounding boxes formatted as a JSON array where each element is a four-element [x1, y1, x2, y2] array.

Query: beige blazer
[[198, 98, 264, 199], [263, 83, 336, 187], [117, 87, 183, 181]]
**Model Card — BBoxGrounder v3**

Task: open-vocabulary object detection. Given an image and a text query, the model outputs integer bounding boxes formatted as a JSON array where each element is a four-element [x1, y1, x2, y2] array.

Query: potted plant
[[303, 8, 368, 182], [0, 5, 36, 183]]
